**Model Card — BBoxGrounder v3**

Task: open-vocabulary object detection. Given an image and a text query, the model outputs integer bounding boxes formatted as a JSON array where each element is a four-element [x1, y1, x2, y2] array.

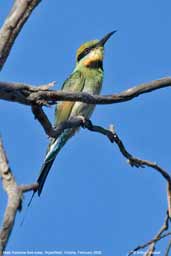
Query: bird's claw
[[77, 116, 93, 129]]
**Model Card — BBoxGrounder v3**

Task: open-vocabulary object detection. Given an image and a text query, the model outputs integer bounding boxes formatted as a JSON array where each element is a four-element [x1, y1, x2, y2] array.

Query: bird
[[29, 31, 116, 204]]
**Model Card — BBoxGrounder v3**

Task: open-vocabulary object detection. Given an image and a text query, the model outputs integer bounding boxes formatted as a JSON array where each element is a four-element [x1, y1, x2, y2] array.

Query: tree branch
[[0, 0, 41, 70], [0, 139, 21, 255], [32, 106, 171, 182], [128, 212, 170, 255], [0, 138, 38, 255], [0, 77, 170, 106], [32, 107, 171, 256], [165, 239, 171, 256], [32, 107, 171, 209]]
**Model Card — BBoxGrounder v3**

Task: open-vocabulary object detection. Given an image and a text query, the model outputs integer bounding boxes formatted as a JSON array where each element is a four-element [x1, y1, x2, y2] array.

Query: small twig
[[36, 81, 56, 91], [19, 183, 39, 193], [128, 212, 170, 256], [165, 239, 171, 256], [0, 77, 170, 106], [0, 138, 38, 255], [128, 233, 171, 256]]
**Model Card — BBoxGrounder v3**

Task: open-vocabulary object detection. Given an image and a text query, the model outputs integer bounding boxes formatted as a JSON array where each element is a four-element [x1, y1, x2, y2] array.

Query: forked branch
[[0, 139, 38, 255], [129, 211, 171, 255]]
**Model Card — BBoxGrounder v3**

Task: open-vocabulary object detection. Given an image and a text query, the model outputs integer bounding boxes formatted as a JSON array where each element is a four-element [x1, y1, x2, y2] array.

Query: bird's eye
[[82, 48, 90, 57], [77, 47, 91, 62], [84, 48, 89, 54]]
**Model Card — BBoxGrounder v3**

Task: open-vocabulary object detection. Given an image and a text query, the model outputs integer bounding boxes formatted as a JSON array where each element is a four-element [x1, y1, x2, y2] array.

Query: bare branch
[[167, 183, 171, 218], [165, 239, 171, 256], [0, 80, 56, 105], [32, 107, 171, 189], [32, 107, 171, 256], [144, 212, 170, 256], [32, 105, 56, 137], [19, 183, 38, 193], [31, 105, 85, 138], [0, 0, 41, 70], [0, 77, 170, 106], [0, 138, 38, 255], [128, 212, 170, 256], [0, 139, 22, 254]]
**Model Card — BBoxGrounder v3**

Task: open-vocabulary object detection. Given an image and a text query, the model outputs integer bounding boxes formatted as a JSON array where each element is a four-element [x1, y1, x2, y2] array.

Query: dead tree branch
[[0, 77, 170, 106], [128, 212, 171, 255], [0, 139, 21, 255], [32, 106, 171, 183], [32, 107, 171, 206], [0, 0, 41, 70], [0, 138, 38, 255], [32, 107, 171, 256], [145, 212, 170, 256], [165, 239, 171, 256]]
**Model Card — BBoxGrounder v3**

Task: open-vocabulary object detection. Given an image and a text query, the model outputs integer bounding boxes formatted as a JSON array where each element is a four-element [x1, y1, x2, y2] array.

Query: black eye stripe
[[77, 45, 96, 62], [77, 48, 90, 62]]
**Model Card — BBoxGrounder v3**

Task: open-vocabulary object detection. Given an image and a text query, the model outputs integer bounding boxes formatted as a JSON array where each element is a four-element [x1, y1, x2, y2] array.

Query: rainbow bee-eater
[[33, 31, 116, 198]]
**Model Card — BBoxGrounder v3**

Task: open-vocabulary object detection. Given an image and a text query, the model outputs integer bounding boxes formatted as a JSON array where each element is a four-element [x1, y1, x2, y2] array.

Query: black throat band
[[86, 60, 103, 70]]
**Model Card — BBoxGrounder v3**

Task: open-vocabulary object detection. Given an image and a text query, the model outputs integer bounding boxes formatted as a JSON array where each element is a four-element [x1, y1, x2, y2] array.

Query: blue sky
[[0, 0, 171, 255]]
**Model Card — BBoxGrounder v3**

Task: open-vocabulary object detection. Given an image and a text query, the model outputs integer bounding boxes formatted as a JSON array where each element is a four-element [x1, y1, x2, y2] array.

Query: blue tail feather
[[26, 129, 76, 212], [37, 158, 55, 196], [36, 129, 75, 196]]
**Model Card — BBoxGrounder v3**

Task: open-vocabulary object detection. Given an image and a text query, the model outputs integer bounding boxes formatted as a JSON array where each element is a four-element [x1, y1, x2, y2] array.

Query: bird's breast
[[69, 72, 103, 119], [83, 69, 103, 94]]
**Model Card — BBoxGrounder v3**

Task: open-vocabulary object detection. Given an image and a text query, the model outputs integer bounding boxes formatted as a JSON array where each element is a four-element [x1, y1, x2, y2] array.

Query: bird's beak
[[97, 31, 117, 47]]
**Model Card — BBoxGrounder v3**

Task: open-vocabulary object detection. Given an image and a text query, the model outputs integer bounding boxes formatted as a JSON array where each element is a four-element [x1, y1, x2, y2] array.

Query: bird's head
[[76, 31, 116, 68]]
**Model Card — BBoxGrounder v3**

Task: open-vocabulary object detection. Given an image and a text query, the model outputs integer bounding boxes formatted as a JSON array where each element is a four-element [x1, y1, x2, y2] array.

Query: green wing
[[54, 70, 85, 127]]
